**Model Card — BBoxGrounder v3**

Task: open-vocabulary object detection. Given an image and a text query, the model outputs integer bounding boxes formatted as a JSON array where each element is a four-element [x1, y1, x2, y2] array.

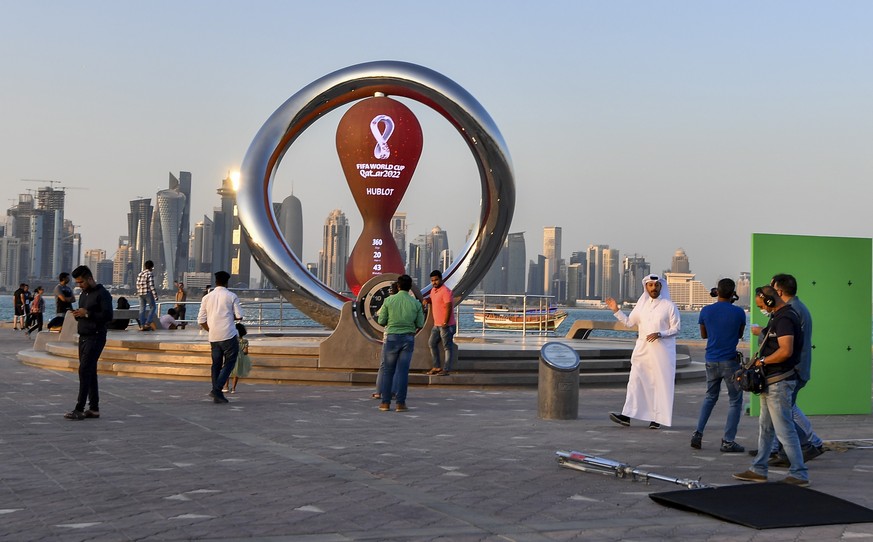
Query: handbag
[[733, 328, 772, 394], [734, 359, 767, 394]]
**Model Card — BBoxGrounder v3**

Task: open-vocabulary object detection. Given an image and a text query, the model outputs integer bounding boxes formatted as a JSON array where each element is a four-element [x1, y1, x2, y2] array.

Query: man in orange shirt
[[424, 270, 456, 376]]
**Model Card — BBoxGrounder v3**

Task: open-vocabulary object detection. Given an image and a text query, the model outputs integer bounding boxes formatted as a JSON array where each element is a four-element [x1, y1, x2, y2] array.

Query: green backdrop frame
[[749, 233, 871, 415]]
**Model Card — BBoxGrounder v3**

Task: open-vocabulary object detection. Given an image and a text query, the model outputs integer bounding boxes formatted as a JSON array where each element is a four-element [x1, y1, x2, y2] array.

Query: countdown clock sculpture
[[237, 61, 515, 342]]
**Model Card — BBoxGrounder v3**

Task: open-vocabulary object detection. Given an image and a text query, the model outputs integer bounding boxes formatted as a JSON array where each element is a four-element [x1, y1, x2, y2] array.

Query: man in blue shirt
[[691, 278, 747, 452]]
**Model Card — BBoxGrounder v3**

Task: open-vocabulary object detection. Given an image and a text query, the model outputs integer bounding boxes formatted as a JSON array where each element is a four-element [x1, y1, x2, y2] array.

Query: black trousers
[[75, 333, 107, 412]]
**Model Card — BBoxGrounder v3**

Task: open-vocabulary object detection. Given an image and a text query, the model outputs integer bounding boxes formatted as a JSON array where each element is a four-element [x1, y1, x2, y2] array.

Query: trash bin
[[538, 342, 581, 420]]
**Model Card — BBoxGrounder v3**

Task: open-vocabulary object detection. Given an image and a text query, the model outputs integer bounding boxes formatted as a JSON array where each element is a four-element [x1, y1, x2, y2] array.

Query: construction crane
[[20, 179, 88, 190], [21, 179, 61, 188]]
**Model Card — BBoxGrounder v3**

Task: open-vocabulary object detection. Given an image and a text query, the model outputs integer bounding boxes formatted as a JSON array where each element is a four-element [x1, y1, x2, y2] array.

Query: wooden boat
[[473, 306, 568, 330]]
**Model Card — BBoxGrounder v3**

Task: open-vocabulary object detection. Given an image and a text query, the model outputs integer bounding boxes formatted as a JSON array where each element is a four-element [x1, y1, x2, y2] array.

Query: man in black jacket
[[64, 266, 113, 421]]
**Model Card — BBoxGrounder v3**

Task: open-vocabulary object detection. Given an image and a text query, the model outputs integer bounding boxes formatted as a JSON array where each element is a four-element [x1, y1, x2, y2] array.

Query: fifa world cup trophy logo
[[336, 95, 423, 295]]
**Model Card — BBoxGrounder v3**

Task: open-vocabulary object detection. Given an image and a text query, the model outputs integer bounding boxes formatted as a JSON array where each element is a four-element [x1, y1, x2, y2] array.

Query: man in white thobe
[[604, 274, 681, 428]]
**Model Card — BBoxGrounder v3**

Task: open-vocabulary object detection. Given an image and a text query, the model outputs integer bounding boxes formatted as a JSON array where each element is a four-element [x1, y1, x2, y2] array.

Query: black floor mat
[[650, 483, 873, 529]]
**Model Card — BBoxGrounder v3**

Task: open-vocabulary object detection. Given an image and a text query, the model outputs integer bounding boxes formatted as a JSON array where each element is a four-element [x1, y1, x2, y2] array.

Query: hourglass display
[[336, 95, 423, 295]]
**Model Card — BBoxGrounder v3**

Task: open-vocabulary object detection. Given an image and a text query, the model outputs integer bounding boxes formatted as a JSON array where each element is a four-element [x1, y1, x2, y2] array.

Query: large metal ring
[[238, 61, 515, 329]]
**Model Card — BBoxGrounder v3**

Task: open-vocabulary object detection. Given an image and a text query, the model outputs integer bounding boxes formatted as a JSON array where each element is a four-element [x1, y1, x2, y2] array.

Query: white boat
[[473, 306, 568, 330]]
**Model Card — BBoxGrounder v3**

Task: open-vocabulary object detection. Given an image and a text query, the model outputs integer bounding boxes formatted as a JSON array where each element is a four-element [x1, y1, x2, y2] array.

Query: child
[[227, 322, 251, 393]]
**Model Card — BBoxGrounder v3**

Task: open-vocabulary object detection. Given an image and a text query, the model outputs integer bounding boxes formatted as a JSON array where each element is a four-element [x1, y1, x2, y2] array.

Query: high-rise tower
[[319, 209, 350, 293]]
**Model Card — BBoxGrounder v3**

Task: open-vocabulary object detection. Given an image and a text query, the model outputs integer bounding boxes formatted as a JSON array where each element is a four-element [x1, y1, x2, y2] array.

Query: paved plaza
[[2, 327, 872, 541]]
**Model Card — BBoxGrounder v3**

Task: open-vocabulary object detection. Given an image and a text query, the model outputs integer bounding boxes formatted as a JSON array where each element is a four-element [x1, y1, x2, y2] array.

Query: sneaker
[[649, 422, 661, 430], [395, 403, 408, 412], [84, 410, 100, 419], [64, 410, 85, 421], [768, 454, 790, 468], [690, 431, 703, 449], [720, 440, 745, 453], [803, 445, 825, 462], [378, 403, 390, 412], [732, 470, 767, 483], [782, 476, 810, 487], [609, 412, 630, 427]]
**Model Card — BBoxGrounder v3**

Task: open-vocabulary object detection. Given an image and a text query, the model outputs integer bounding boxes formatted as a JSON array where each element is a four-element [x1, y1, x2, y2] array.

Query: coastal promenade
[[2, 326, 872, 541]]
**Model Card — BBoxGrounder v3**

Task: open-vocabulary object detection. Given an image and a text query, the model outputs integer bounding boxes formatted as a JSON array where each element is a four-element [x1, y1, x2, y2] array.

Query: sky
[[2, 1, 872, 289]]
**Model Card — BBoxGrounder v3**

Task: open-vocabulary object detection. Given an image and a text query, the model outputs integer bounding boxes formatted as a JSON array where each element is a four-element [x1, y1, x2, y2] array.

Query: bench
[[565, 319, 638, 340]]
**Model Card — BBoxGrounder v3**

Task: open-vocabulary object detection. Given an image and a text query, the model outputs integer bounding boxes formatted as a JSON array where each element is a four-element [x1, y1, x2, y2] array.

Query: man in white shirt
[[605, 274, 681, 429], [197, 271, 243, 404]]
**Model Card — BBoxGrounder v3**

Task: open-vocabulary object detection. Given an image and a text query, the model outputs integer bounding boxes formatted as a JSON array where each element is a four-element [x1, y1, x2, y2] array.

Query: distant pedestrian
[[605, 274, 681, 429], [25, 286, 46, 337], [424, 270, 456, 376], [108, 297, 132, 331], [377, 274, 425, 412], [691, 278, 747, 452], [136, 260, 158, 331], [12, 283, 27, 330], [197, 271, 243, 404], [21, 284, 33, 330], [64, 265, 113, 421], [54, 272, 76, 317], [174, 282, 188, 329]]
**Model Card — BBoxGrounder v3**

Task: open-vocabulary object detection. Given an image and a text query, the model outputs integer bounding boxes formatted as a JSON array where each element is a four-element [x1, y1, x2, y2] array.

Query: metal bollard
[[538, 342, 581, 420]]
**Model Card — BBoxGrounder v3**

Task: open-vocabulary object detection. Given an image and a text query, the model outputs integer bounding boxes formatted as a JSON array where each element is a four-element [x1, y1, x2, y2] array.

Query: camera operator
[[732, 285, 808, 486]]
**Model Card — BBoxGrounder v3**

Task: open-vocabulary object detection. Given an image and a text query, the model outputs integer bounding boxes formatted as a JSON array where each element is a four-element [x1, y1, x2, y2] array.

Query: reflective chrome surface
[[238, 61, 515, 329]]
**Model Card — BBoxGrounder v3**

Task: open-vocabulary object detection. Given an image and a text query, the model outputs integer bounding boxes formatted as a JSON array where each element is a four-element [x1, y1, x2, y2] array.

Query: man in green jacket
[[376, 274, 425, 412]]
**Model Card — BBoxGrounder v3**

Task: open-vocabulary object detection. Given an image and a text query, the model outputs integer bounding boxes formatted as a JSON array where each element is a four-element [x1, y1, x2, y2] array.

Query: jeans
[[375, 360, 400, 395], [771, 378, 824, 451], [752, 378, 808, 480], [75, 333, 107, 412], [380, 334, 415, 404], [695, 360, 744, 442], [428, 325, 456, 372], [139, 292, 157, 327], [210, 337, 239, 395]]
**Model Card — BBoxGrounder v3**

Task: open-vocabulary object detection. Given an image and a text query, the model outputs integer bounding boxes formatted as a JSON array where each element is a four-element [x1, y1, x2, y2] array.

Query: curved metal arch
[[238, 61, 515, 329]]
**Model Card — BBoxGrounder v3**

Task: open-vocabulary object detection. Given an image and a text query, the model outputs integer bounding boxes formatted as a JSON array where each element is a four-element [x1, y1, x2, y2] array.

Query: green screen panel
[[750, 233, 871, 415]]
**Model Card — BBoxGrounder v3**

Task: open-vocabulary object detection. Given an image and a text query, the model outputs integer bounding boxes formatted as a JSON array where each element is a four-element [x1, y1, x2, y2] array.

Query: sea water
[[1, 294, 748, 341]]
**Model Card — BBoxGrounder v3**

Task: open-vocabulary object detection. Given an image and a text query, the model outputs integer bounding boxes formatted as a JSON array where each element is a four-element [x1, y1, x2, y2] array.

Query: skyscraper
[[671, 248, 690, 273], [83, 249, 106, 272], [505, 232, 527, 295], [113, 240, 132, 287], [585, 244, 609, 299], [391, 212, 407, 268], [543, 226, 562, 296], [621, 255, 651, 302], [170, 171, 192, 286], [212, 175, 251, 288], [36, 186, 65, 278], [319, 209, 350, 293], [127, 198, 153, 281], [602, 247, 621, 301], [427, 226, 449, 274], [192, 216, 214, 273], [278, 194, 303, 258], [155, 186, 186, 288]]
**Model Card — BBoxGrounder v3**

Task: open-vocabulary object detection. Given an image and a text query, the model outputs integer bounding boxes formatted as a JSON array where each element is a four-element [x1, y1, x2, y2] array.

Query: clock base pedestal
[[319, 301, 434, 370]]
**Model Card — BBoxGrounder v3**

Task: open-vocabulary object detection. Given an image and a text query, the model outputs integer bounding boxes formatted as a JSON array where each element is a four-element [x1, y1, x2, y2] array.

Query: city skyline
[[0, 179, 746, 294], [3, 3, 873, 291]]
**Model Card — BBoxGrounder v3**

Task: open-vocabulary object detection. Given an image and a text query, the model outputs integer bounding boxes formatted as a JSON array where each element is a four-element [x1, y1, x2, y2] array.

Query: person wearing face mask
[[733, 285, 809, 487], [604, 274, 681, 429], [751, 274, 825, 466]]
